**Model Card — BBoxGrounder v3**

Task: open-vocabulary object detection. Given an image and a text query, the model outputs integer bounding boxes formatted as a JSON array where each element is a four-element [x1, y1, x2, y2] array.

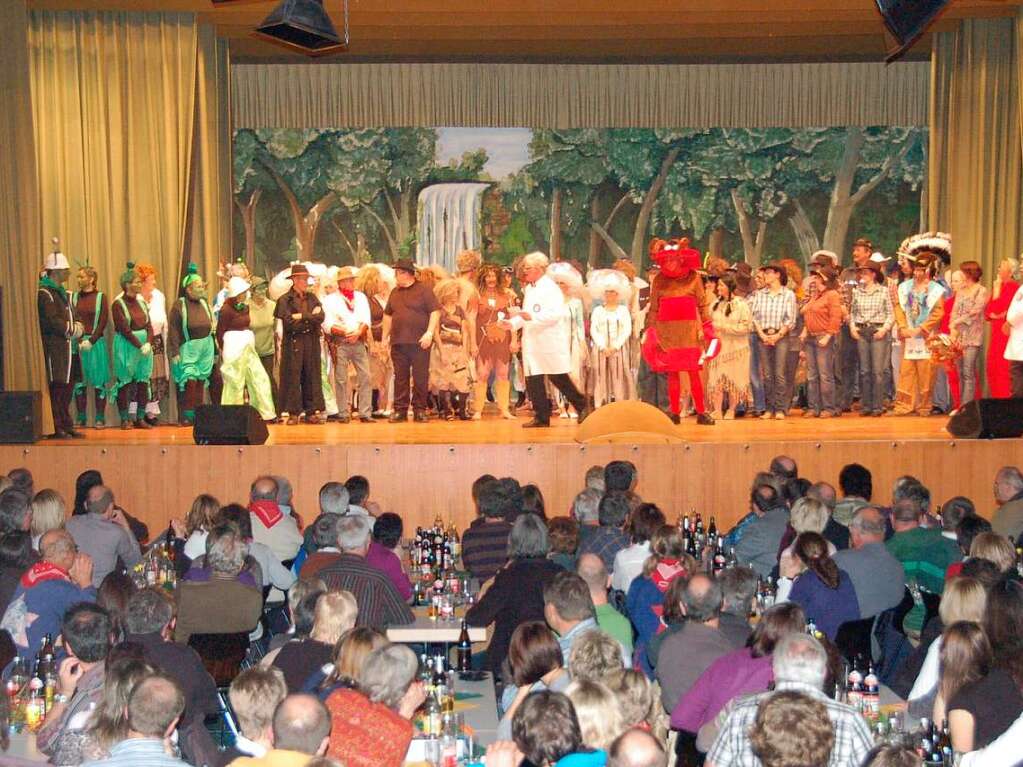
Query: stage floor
[[41, 412, 956, 446]]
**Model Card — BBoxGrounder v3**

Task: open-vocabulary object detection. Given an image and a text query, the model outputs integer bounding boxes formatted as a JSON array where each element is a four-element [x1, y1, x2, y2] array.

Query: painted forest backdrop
[[232, 126, 927, 277]]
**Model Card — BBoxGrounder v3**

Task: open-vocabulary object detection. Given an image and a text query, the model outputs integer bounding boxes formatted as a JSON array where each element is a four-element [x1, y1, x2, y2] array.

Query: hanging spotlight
[[253, 0, 349, 56]]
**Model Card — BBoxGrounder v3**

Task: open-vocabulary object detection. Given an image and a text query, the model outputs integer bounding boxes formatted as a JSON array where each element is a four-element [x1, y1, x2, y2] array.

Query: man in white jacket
[[502, 252, 589, 428], [321, 266, 373, 423], [1004, 282, 1023, 397]]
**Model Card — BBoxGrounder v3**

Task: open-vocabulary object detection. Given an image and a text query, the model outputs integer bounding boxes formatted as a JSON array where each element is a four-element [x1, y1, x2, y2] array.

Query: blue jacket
[[1, 577, 96, 662]]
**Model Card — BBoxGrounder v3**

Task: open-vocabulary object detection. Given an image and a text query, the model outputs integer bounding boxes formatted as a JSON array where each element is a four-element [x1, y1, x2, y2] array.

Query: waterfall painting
[[232, 125, 926, 278]]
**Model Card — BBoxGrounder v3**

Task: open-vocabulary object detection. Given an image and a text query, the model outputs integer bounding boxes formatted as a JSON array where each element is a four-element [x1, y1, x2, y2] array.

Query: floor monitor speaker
[[0, 392, 41, 444], [193, 404, 269, 445], [946, 398, 1023, 439]]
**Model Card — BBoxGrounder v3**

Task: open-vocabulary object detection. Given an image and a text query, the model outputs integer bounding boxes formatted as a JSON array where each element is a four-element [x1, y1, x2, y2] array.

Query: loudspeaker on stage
[[946, 398, 1023, 439], [193, 404, 269, 445]]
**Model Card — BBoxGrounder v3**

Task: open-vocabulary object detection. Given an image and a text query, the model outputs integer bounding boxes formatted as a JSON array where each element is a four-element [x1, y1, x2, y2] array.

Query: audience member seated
[[777, 532, 859, 641], [497, 621, 570, 739], [568, 628, 627, 683], [75, 656, 155, 762], [706, 633, 872, 767], [248, 476, 303, 564], [81, 674, 188, 767], [572, 487, 603, 554], [97, 571, 135, 643], [834, 463, 872, 527], [173, 523, 263, 644], [769, 455, 798, 483], [71, 470, 148, 545], [219, 504, 296, 597], [939, 496, 974, 547], [305, 626, 387, 700], [644, 577, 686, 674], [182, 494, 220, 561], [460, 476, 515, 583], [0, 487, 32, 535], [906, 576, 987, 718], [2, 529, 95, 661], [578, 492, 631, 572], [65, 485, 141, 587], [315, 515, 413, 630], [0, 530, 35, 616], [604, 670, 657, 735], [522, 483, 547, 520], [497, 689, 607, 767], [365, 512, 412, 601], [222, 667, 288, 763], [272, 590, 357, 692], [612, 504, 665, 594], [567, 679, 626, 752], [37, 604, 114, 764], [345, 474, 381, 517], [545, 570, 627, 665], [734, 481, 790, 578], [578, 554, 633, 655], [301, 482, 352, 555], [607, 728, 667, 767], [654, 574, 739, 712], [6, 467, 33, 498], [467, 513, 563, 676], [716, 567, 757, 647], [266, 578, 325, 657], [886, 496, 961, 633], [931, 620, 992, 751], [946, 515, 992, 580], [122, 587, 219, 728], [626, 526, 689, 657], [805, 482, 851, 551], [30, 488, 67, 550], [991, 465, 1023, 540], [965, 532, 1017, 575], [325, 643, 425, 767], [748, 690, 835, 767], [944, 577, 1023, 751], [673, 603, 806, 748], [299, 515, 341, 581], [231, 693, 332, 767], [777, 498, 837, 571], [832, 507, 906, 620], [548, 516, 580, 572]]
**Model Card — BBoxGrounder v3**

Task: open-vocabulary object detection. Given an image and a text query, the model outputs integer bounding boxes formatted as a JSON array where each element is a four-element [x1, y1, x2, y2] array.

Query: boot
[[495, 380, 516, 420], [471, 382, 488, 420], [439, 391, 455, 421], [456, 392, 471, 421]]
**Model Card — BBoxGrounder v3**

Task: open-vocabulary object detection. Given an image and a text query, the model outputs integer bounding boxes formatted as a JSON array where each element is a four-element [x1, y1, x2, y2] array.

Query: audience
[[548, 516, 581, 571], [626, 526, 689, 655], [947, 515, 993, 579], [30, 488, 67, 549], [308, 626, 387, 700], [497, 621, 569, 739], [233, 693, 332, 767], [572, 487, 604, 553], [460, 477, 516, 582], [748, 690, 835, 767], [300, 515, 341, 580], [566, 679, 625, 751], [272, 590, 357, 692], [777, 532, 859, 641], [567, 628, 627, 683], [577, 553, 633, 655], [510, 690, 605, 766], [0, 529, 36, 616], [182, 494, 221, 561], [991, 465, 1023, 540], [716, 566, 757, 646], [224, 667, 288, 761], [248, 476, 303, 564], [805, 482, 851, 551], [607, 728, 666, 767], [218, 504, 296, 598], [834, 463, 872, 527], [364, 512, 412, 601], [65, 486, 142, 587], [612, 503, 665, 593], [578, 491, 632, 572], [734, 481, 790, 578], [832, 507, 906, 619], [544, 571, 618, 663]]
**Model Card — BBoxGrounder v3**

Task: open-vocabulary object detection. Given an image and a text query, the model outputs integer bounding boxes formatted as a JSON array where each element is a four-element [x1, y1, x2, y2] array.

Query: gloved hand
[[72, 321, 85, 340], [140, 342, 153, 356], [79, 339, 93, 352]]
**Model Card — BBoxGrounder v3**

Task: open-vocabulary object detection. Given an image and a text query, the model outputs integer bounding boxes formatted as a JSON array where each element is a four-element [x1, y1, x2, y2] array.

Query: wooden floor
[[41, 410, 957, 446]]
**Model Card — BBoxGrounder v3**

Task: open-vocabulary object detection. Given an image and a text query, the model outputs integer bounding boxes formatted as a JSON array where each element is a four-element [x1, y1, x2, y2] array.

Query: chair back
[[188, 631, 250, 687]]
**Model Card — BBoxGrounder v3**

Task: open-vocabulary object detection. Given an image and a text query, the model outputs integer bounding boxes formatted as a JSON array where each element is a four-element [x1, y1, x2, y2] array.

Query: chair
[[835, 616, 875, 664], [188, 632, 251, 687]]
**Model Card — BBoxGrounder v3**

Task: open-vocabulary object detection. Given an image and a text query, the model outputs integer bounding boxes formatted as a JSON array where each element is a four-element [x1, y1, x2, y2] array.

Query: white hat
[[43, 250, 70, 271], [868, 251, 890, 265], [587, 269, 633, 302], [545, 261, 583, 294], [227, 276, 251, 299], [810, 250, 839, 267]]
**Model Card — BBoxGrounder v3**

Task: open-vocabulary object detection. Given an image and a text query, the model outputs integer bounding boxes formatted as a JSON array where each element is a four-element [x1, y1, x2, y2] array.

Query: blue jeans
[[837, 324, 859, 409], [933, 365, 950, 413], [759, 336, 790, 414], [749, 333, 766, 413], [957, 346, 981, 407], [857, 330, 889, 414], [805, 337, 837, 414]]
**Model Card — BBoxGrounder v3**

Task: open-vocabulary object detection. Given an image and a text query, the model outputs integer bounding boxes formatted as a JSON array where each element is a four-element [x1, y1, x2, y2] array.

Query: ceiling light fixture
[[254, 0, 349, 57]]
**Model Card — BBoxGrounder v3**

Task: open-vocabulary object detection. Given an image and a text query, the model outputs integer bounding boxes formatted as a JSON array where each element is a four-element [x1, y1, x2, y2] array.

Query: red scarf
[[21, 561, 71, 588], [249, 500, 283, 529], [651, 558, 686, 592], [340, 288, 355, 301]]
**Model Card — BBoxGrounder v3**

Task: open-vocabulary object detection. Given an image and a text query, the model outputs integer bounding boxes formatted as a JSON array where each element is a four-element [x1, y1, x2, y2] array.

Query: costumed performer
[[217, 276, 277, 421], [168, 264, 216, 426], [356, 263, 396, 417], [71, 264, 110, 429], [111, 262, 154, 429], [642, 238, 717, 425], [248, 276, 279, 410], [546, 261, 589, 418], [587, 269, 635, 408], [430, 279, 472, 420], [38, 239, 84, 438], [706, 273, 752, 420], [985, 258, 1020, 398], [322, 265, 374, 423], [382, 259, 440, 423], [472, 263, 519, 420], [499, 251, 589, 428], [849, 255, 894, 418], [135, 263, 168, 426], [274, 262, 326, 424]]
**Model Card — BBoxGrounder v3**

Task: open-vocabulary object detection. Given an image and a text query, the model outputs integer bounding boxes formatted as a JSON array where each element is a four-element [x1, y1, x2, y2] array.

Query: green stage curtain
[[0, 0, 53, 433], [231, 61, 930, 130], [928, 17, 1023, 278]]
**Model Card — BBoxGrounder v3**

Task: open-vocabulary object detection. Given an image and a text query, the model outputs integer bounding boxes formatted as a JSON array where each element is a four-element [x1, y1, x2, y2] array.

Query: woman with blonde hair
[[473, 263, 519, 419], [30, 489, 66, 548], [968, 532, 1017, 573], [604, 668, 657, 732], [430, 278, 472, 420], [626, 525, 692, 656], [309, 626, 388, 700], [182, 493, 221, 560], [778, 497, 835, 573], [273, 590, 358, 692], [72, 657, 156, 763], [565, 679, 625, 752], [985, 257, 1019, 397], [356, 264, 396, 417]]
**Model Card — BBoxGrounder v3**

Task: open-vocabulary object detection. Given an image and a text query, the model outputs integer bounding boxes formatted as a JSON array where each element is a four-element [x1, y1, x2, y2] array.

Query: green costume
[[113, 296, 153, 394], [171, 297, 216, 389], [72, 291, 111, 396]]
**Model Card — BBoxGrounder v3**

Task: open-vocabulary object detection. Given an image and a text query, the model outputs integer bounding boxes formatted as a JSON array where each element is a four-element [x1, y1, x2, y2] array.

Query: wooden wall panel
[[2, 439, 1017, 540]]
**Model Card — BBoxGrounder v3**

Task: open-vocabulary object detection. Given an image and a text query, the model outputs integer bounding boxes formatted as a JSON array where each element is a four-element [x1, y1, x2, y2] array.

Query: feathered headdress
[[897, 232, 952, 266]]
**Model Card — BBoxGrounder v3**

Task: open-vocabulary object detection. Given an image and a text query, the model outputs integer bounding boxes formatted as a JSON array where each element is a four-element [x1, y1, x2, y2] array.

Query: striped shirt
[[318, 552, 414, 629], [708, 681, 873, 767], [80, 737, 190, 767], [851, 283, 895, 328], [750, 288, 797, 332], [461, 519, 512, 582]]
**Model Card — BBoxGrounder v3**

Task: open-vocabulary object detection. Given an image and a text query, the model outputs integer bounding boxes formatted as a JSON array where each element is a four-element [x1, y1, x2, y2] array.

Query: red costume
[[985, 280, 1019, 398], [642, 238, 717, 424]]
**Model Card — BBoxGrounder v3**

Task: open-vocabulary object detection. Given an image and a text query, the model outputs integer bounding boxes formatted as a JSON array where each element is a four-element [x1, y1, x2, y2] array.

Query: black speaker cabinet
[[947, 398, 1023, 440], [0, 391, 42, 444], [193, 404, 269, 445]]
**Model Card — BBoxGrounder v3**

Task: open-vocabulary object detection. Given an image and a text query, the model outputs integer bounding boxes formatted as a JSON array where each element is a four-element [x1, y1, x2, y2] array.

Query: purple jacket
[[671, 647, 773, 733], [365, 542, 412, 601]]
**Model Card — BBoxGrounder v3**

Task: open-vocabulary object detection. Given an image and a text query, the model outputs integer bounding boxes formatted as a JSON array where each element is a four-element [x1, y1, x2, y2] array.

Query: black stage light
[[254, 0, 348, 56], [875, 0, 951, 62]]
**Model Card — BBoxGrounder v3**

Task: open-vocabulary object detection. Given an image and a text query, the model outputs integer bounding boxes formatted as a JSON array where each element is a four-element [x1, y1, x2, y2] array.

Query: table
[[387, 607, 489, 645], [405, 671, 500, 765]]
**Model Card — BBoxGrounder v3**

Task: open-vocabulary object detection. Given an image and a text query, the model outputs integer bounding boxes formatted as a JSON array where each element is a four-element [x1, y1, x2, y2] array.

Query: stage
[[2, 412, 1017, 538]]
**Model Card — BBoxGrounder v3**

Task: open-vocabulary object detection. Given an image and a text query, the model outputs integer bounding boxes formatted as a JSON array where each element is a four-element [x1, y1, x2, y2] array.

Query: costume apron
[[221, 328, 276, 420], [171, 298, 216, 389], [72, 291, 110, 396], [113, 296, 153, 394]]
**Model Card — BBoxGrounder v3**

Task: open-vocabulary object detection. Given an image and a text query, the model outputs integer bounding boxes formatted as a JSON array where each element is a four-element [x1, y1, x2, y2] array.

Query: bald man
[[228, 694, 331, 767], [577, 553, 633, 654], [608, 729, 667, 767], [247, 475, 303, 563], [832, 507, 906, 619]]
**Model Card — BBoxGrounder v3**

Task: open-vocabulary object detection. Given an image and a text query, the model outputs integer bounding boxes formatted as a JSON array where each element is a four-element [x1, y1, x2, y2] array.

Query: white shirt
[[322, 290, 371, 336], [908, 636, 942, 704], [1004, 284, 1023, 361], [183, 530, 209, 560], [960, 710, 1023, 767], [508, 275, 571, 375], [612, 542, 650, 593], [590, 304, 632, 351]]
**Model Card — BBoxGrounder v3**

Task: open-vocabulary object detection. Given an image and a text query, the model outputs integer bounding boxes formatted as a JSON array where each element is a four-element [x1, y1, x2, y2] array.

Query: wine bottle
[[456, 620, 472, 672]]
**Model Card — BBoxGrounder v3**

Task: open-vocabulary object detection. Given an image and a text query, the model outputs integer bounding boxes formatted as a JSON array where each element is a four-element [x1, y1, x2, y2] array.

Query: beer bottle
[[456, 620, 472, 672]]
